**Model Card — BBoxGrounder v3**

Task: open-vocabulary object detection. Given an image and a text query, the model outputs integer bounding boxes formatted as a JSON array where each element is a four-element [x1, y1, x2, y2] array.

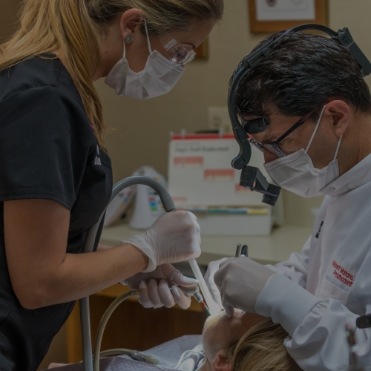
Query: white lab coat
[[257, 154, 371, 370]]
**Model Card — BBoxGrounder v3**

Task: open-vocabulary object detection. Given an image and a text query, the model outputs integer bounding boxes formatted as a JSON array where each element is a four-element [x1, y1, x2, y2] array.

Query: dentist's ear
[[324, 100, 351, 139], [119, 8, 144, 41]]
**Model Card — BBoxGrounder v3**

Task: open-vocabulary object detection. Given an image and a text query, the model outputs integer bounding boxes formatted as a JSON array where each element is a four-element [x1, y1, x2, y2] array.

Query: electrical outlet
[[208, 106, 231, 133]]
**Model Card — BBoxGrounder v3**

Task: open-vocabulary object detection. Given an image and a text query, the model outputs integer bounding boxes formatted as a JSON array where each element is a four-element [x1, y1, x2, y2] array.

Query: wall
[[97, 0, 371, 227], [2, 1, 370, 227], [98, 1, 258, 181], [1, 0, 371, 367], [0, 0, 19, 41]]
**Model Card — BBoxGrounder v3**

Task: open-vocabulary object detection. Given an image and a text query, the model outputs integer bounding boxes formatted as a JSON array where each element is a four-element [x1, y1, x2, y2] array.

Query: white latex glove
[[214, 256, 275, 317], [123, 264, 198, 309], [204, 258, 228, 307], [122, 210, 201, 272]]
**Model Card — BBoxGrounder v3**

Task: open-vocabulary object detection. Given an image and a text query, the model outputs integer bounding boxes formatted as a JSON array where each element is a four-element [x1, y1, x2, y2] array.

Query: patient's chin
[[200, 359, 212, 371]]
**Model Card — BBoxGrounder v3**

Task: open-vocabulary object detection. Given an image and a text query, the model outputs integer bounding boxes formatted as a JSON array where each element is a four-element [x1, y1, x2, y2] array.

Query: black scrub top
[[0, 55, 113, 370]]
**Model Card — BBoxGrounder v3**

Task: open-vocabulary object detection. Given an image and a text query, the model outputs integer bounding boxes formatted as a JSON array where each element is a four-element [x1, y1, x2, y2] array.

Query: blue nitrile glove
[[204, 258, 228, 307]]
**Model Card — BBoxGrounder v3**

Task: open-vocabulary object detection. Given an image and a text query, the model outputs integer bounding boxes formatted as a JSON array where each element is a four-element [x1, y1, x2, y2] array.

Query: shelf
[[101, 223, 311, 266]]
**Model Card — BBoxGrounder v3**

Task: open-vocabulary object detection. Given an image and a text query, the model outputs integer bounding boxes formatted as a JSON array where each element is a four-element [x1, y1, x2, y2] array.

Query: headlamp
[[228, 24, 371, 206]]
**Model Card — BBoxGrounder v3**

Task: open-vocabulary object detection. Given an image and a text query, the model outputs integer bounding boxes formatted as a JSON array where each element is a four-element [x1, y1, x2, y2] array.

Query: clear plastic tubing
[[189, 258, 222, 315]]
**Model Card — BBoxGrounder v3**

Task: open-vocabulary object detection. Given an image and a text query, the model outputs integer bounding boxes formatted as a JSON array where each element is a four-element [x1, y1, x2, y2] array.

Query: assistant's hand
[[123, 264, 198, 309], [204, 258, 228, 307], [122, 210, 201, 272], [214, 257, 275, 316]]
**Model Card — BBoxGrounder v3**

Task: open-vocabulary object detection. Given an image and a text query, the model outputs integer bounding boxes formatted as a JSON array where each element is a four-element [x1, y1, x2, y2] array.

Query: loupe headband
[[229, 24, 371, 169], [228, 24, 371, 206]]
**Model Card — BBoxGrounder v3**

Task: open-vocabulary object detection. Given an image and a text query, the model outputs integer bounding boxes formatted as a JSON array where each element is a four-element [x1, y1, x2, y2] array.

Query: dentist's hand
[[204, 258, 228, 307], [122, 210, 201, 272], [124, 264, 198, 309], [214, 257, 274, 316]]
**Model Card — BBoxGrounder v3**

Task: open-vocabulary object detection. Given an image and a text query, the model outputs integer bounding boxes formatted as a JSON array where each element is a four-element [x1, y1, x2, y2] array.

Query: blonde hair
[[0, 0, 224, 147], [226, 319, 302, 371]]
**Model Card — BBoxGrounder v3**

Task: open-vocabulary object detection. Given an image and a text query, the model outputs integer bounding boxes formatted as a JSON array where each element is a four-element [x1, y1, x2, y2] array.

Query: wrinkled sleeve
[[265, 237, 312, 288], [266, 198, 331, 288], [256, 273, 371, 371], [0, 86, 83, 209]]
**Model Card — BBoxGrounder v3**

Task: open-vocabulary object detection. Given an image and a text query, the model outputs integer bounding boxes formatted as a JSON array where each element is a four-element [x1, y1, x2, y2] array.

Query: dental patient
[[194, 310, 302, 371], [48, 311, 301, 370]]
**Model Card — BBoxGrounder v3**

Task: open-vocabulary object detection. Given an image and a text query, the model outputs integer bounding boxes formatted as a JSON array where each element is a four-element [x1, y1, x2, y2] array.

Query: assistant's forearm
[[20, 243, 147, 309]]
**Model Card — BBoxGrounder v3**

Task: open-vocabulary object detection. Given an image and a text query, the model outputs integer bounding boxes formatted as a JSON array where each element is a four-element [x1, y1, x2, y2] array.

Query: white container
[[103, 185, 135, 227], [195, 210, 272, 236], [129, 166, 167, 229], [167, 133, 279, 235]]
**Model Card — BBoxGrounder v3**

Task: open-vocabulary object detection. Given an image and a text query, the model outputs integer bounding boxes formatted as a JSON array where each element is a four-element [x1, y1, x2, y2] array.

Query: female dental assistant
[[0, 0, 224, 369], [206, 29, 371, 370]]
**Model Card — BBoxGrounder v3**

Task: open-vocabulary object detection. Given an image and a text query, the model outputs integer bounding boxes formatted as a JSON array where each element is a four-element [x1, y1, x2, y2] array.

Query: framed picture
[[248, 0, 328, 33]]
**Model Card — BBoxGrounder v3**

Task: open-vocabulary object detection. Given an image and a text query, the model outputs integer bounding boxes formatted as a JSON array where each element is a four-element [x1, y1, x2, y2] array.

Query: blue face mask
[[104, 21, 184, 100], [264, 106, 342, 198]]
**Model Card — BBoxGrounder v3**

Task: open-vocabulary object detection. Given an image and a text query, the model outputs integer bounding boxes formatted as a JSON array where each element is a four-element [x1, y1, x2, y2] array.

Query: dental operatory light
[[228, 24, 371, 206]]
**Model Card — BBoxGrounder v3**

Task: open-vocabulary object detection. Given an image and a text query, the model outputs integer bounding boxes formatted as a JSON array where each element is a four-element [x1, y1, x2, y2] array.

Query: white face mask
[[104, 21, 184, 99], [264, 106, 342, 198]]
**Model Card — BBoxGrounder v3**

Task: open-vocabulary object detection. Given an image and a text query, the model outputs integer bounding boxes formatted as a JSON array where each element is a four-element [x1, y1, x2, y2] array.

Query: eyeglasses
[[246, 113, 313, 158], [163, 38, 196, 65]]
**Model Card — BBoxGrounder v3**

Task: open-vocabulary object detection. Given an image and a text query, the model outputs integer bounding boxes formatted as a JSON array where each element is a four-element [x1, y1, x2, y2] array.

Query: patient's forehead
[[203, 310, 264, 339], [230, 312, 264, 336], [202, 311, 265, 362]]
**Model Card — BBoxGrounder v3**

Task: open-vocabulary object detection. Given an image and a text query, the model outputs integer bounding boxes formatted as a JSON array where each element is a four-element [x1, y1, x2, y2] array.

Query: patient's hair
[[224, 318, 302, 371]]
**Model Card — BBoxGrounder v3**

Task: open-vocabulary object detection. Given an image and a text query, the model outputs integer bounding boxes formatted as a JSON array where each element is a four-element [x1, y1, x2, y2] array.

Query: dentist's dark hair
[[235, 31, 371, 121]]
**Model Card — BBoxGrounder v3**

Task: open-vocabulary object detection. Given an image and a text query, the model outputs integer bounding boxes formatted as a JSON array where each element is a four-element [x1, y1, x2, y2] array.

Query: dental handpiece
[[192, 290, 210, 315], [182, 286, 211, 315], [189, 258, 222, 315], [109, 178, 222, 315]]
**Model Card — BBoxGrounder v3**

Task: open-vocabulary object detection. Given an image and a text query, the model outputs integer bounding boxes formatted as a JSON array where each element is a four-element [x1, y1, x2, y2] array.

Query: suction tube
[[81, 176, 218, 370]]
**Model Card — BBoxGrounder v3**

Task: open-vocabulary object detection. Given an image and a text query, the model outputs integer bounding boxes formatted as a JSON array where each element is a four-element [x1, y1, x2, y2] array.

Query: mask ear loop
[[122, 20, 151, 63], [305, 105, 326, 153], [143, 19, 153, 54], [333, 134, 343, 161], [305, 105, 343, 162]]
